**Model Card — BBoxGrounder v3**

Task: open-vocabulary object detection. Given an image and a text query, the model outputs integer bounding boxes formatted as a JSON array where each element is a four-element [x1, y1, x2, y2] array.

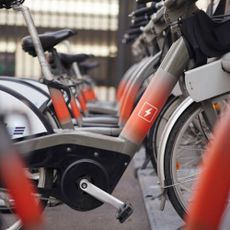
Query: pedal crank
[[79, 179, 133, 223]]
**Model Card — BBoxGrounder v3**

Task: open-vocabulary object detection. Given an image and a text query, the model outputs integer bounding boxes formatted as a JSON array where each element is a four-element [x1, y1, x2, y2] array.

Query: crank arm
[[80, 179, 133, 223]]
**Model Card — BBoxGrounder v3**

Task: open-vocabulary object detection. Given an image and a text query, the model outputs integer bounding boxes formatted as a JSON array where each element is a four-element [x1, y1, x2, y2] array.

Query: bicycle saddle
[[22, 29, 76, 57], [59, 53, 91, 68], [79, 60, 99, 74]]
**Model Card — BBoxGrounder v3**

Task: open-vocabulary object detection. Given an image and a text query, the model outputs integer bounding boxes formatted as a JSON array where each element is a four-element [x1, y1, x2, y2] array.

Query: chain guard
[[60, 159, 109, 211]]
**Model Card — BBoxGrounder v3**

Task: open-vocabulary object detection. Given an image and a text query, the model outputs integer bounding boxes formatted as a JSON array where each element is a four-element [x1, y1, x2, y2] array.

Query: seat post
[[13, 4, 53, 81], [13, 4, 74, 129]]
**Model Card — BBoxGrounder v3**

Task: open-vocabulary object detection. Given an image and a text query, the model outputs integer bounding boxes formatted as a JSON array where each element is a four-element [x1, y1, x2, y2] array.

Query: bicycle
[[185, 56, 230, 228], [1, 0, 224, 229], [154, 0, 230, 220]]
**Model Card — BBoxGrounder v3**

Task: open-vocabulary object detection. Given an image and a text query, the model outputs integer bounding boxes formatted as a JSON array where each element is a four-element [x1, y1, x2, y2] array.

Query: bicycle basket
[[0, 0, 25, 9]]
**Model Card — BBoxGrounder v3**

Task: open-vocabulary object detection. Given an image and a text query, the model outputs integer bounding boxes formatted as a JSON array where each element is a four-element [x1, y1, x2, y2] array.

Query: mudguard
[[157, 97, 194, 187], [0, 84, 52, 139], [0, 77, 49, 109]]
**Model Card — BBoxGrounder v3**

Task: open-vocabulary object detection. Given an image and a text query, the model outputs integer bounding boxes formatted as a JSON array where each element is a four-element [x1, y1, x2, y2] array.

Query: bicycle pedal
[[48, 198, 63, 207], [80, 179, 134, 223], [116, 202, 133, 223]]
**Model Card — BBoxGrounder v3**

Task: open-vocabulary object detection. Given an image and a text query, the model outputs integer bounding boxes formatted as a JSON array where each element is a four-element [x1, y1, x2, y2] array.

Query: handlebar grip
[[122, 35, 138, 44], [130, 4, 157, 17], [131, 15, 150, 25], [126, 28, 142, 36], [136, 0, 161, 4], [130, 20, 148, 28], [136, 0, 153, 3]]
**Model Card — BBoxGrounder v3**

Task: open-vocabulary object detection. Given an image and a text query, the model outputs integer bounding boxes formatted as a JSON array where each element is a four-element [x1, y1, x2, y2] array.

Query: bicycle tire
[[164, 102, 206, 218]]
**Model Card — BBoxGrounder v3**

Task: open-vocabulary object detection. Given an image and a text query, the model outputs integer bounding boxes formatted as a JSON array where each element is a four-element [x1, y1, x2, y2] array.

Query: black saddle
[[79, 60, 99, 74], [22, 29, 76, 57], [59, 53, 91, 68]]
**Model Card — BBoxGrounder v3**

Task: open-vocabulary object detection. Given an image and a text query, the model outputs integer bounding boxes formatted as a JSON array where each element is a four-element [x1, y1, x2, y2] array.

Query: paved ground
[[43, 160, 151, 230], [133, 150, 184, 230], [133, 149, 230, 230], [4, 148, 230, 229]]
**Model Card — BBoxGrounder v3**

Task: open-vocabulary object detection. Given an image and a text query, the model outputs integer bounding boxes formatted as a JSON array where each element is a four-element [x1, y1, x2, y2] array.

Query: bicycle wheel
[[164, 102, 211, 218], [0, 168, 53, 230]]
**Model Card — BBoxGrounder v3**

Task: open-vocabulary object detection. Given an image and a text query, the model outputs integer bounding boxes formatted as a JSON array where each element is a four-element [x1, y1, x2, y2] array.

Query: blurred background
[[0, 0, 211, 99]]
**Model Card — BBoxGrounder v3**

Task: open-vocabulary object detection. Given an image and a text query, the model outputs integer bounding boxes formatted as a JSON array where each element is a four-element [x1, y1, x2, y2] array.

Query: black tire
[[164, 102, 205, 219]]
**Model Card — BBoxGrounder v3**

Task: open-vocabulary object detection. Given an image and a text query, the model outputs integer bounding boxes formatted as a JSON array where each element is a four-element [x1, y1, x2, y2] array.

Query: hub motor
[[61, 159, 110, 211]]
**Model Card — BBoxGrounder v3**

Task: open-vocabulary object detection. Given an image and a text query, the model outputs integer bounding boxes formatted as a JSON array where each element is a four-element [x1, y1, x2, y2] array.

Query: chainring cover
[[61, 159, 109, 211]]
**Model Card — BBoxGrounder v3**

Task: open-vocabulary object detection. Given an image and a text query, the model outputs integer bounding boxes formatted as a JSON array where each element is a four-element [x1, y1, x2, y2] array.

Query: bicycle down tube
[[120, 37, 190, 150]]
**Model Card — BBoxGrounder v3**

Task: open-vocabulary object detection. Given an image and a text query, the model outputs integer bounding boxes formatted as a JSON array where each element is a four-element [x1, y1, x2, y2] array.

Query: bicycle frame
[[10, 0, 200, 216]]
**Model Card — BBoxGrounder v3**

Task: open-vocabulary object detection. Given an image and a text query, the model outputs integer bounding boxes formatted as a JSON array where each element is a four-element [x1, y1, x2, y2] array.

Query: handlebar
[[129, 4, 157, 17], [131, 15, 150, 25], [136, 0, 161, 4], [164, 0, 198, 8], [130, 20, 149, 28], [43, 79, 72, 105], [122, 34, 140, 44]]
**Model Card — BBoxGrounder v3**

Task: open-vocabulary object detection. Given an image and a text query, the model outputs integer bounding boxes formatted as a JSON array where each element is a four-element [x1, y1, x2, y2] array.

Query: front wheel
[[164, 102, 211, 218]]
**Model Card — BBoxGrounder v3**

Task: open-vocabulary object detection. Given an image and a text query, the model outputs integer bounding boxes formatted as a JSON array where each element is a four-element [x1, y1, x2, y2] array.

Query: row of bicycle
[[0, 0, 230, 229], [126, 0, 230, 222]]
